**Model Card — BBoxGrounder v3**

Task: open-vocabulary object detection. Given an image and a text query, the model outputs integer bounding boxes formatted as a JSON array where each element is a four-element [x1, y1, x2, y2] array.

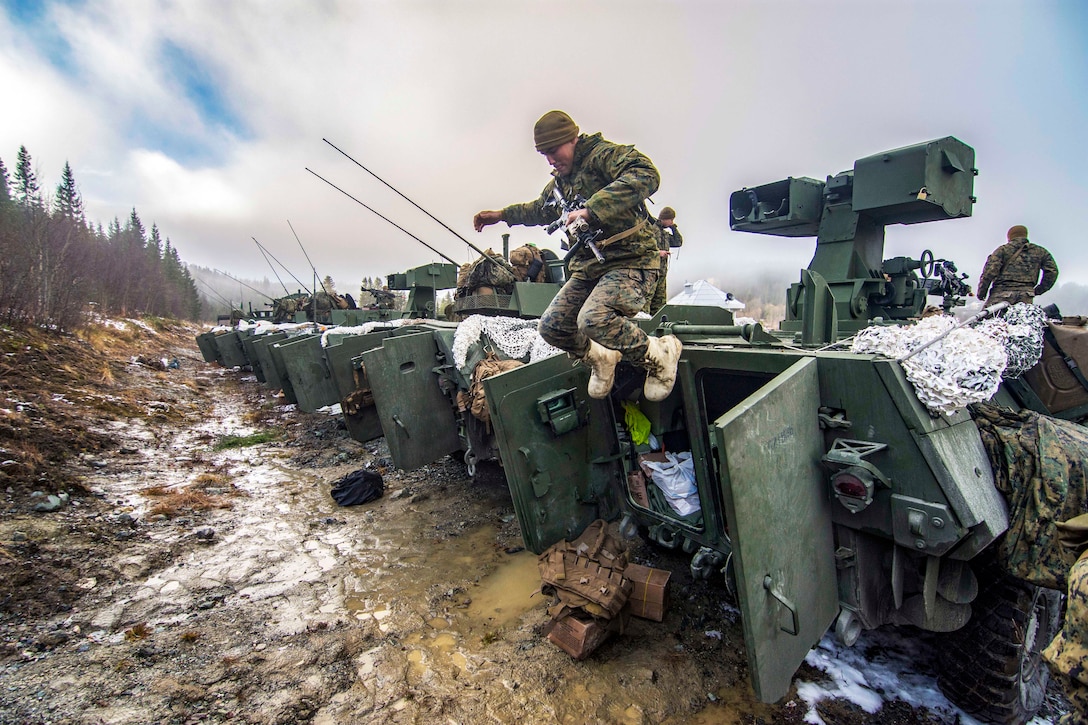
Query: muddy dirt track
[[0, 319, 1069, 724]]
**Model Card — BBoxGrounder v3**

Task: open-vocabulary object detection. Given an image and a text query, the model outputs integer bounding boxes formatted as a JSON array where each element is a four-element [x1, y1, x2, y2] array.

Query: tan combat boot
[[583, 340, 623, 399], [643, 335, 682, 401]]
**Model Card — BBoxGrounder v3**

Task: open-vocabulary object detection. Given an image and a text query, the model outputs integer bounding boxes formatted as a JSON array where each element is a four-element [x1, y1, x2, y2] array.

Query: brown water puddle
[[345, 523, 544, 682]]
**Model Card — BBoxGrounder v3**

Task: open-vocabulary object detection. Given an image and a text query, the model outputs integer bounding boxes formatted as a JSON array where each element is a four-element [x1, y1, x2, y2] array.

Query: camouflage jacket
[[1040, 511, 1088, 687], [653, 220, 683, 251], [502, 132, 660, 278], [976, 237, 1059, 299]]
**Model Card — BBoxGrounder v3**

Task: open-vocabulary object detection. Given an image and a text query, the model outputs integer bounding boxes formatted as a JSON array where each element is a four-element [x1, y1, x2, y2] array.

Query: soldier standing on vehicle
[[976, 224, 1059, 306], [473, 110, 682, 401], [645, 206, 683, 316]]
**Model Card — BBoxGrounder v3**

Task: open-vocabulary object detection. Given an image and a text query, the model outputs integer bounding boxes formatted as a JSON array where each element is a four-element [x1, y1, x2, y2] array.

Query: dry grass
[[147, 491, 232, 517], [179, 630, 202, 642], [124, 622, 152, 640], [242, 405, 280, 426], [2, 440, 46, 474], [189, 473, 228, 489], [141, 479, 235, 517]]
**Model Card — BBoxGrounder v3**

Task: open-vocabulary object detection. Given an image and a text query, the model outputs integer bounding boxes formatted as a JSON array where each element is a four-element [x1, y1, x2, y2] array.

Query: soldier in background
[[976, 224, 1059, 306], [473, 110, 682, 402], [1044, 513, 1088, 724], [645, 206, 683, 316]]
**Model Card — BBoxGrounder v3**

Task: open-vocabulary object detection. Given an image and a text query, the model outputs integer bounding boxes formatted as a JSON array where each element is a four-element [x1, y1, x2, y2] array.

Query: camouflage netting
[[850, 305, 1047, 416], [452, 315, 562, 370], [977, 303, 1048, 378], [972, 402, 1088, 590], [319, 319, 416, 347], [852, 315, 1006, 415]]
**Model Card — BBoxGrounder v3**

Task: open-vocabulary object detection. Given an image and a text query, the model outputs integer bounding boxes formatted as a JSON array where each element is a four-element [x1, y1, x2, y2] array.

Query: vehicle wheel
[[938, 565, 1061, 724]]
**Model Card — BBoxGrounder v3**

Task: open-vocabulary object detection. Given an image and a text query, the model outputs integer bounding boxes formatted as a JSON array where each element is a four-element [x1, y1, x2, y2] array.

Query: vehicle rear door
[[713, 356, 837, 703], [362, 330, 460, 471], [483, 353, 620, 554]]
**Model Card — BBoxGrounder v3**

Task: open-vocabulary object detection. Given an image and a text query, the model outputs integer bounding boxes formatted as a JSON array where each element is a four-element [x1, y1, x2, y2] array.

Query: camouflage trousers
[[986, 288, 1035, 307], [538, 268, 658, 363], [645, 257, 669, 316], [1045, 552, 1088, 724]]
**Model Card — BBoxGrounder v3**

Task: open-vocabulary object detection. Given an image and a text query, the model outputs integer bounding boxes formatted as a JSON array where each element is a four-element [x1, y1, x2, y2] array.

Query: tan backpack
[[465, 354, 524, 425]]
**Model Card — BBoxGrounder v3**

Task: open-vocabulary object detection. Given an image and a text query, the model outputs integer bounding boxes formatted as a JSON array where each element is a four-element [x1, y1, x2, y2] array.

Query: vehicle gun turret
[[729, 137, 977, 343]]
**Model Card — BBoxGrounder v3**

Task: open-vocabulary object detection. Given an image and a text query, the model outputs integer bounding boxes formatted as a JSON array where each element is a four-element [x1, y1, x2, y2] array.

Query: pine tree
[[147, 223, 163, 262], [0, 156, 10, 203], [14, 145, 40, 207], [322, 275, 336, 294], [53, 161, 85, 222], [126, 208, 146, 249]]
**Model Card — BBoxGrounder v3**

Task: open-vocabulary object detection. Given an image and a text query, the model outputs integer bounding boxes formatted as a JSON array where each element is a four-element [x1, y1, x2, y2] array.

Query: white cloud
[[1, 0, 1085, 306]]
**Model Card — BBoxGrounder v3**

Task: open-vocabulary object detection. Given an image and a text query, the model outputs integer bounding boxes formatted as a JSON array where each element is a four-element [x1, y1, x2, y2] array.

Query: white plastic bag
[[642, 451, 700, 516]]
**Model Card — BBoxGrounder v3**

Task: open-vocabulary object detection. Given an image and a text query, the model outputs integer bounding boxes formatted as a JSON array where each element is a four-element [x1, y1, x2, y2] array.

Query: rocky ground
[[0, 317, 1067, 724]]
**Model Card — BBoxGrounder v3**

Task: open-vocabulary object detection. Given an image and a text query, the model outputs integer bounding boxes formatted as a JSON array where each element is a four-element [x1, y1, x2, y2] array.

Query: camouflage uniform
[[646, 220, 683, 316], [501, 132, 661, 360], [1044, 514, 1088, 725], [976, 236, 1059, 307]]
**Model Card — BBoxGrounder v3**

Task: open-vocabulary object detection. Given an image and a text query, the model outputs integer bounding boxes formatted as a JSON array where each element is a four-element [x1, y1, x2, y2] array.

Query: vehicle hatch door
[[713, 356, 836, 703], [362, 331, 460, 471], [484, 353, 618, 554]]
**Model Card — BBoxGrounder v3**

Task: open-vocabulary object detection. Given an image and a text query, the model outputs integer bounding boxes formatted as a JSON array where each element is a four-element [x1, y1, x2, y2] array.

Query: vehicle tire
[[937, 565, 1061, 724]]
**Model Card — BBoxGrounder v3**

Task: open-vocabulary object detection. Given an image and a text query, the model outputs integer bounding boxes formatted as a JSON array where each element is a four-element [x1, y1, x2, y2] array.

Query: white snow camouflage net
[[319, 318, 417, 347], [850, 304, 1045, 416], [452, 315, 563, 370]]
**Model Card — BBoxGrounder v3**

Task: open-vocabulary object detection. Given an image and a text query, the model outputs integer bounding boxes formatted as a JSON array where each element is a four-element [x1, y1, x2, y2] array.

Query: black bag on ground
[[330, 469, 384, 506]]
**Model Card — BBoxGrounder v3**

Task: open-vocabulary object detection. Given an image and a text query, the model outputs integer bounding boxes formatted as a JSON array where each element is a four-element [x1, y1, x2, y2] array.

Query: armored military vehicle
[[359, 242, 566, 478], [484, 137, 1066, 723]]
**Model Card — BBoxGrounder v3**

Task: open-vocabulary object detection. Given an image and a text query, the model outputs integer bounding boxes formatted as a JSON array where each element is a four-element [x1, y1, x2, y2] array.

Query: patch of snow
[[797, 628, 1058, 724]]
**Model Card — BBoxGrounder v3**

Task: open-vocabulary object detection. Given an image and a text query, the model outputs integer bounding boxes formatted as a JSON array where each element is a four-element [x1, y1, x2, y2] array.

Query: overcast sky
[[1, 0, 1085, 302]]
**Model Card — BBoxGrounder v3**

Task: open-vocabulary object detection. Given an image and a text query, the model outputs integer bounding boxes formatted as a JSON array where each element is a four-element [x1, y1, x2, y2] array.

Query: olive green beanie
[[534, 111, 579, 152], [659, 207, 676, 221]]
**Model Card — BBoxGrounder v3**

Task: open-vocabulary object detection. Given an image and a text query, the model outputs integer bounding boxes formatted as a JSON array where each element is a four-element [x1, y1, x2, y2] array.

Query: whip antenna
[[321, 138, 491, 259], [305, 167, 460, 266]]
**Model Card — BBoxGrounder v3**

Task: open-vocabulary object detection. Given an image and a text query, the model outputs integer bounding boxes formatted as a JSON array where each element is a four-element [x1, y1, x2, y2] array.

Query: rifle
[[545, 186, 606, 264]]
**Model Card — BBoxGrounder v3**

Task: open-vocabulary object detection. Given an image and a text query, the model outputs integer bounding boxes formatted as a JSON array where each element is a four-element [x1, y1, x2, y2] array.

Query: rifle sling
[[562, 218, 650, 266], [597, 217, 648, 248]]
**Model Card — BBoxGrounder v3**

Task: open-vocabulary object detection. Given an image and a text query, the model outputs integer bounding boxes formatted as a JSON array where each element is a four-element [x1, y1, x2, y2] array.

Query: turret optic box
[[852, 137, 976, 224], [728, 177, 824, 238], [387, 262, 458, 291]]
